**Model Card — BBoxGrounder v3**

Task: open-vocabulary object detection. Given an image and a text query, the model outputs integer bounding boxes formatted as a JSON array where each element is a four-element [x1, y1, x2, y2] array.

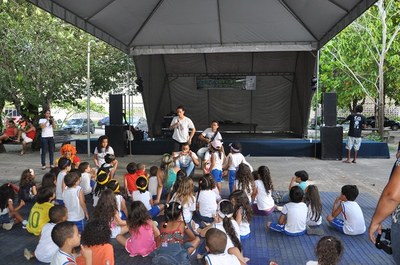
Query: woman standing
[[39, 110, 56, 170]]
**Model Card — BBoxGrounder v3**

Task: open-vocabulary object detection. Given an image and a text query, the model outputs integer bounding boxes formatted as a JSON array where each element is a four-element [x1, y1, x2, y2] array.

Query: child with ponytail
[[152, 202, 200, 265], [195, 200, 248, 265]]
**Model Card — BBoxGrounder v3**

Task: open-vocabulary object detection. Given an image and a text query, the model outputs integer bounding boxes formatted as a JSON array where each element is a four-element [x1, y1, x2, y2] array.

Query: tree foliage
[[319, 0, 400, 117], [0, 0, 135, 120]]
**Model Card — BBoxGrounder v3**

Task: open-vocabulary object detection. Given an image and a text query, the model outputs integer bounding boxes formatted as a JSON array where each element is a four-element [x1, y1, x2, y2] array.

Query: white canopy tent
[[27, 0, 377, 136]]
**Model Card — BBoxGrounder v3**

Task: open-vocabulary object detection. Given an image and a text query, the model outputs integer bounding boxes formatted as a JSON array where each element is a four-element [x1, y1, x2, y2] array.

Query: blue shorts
[[56, 199, 64, 206], [269, 223, 306, 236], [72, 219, 86, 232], [330, 218, 345, 233], [148, 205, 161, 218], [211, 169, 223, 183], [240, 233, 251, 240]]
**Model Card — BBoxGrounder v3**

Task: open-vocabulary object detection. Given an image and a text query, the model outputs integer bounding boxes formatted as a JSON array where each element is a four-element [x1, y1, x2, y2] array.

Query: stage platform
[[75, 133, 389, 159]]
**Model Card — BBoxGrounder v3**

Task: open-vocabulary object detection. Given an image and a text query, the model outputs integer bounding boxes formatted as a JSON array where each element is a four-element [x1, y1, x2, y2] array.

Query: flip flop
[[342, 160, 351, 163], [352, 160, 357, 164]]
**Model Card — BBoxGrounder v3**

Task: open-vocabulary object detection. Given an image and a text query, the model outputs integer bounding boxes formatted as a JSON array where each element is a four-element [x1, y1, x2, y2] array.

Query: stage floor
[[76, 133, 389, 159]]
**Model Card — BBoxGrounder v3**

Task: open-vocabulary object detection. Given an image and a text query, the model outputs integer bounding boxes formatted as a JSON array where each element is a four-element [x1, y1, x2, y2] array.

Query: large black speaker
[[323, 92, 337, 126], [109, 94, 123, 125], [105, 125, 127, 157], [320, 126, 343, 160]]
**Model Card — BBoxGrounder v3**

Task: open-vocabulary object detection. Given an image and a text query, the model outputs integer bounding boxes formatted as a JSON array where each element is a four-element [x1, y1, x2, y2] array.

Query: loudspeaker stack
[[105, 125, 127, 157], [109, 94, 123, 125]]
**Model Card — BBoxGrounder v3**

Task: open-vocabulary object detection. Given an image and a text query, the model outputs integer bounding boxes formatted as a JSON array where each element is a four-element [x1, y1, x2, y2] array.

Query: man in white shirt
[[39, 109, 56, 170], [174, 143, 199, 177], [169, 105, 196, 152]]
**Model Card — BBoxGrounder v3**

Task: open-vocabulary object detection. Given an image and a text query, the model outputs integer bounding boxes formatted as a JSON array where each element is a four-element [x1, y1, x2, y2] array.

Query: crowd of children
[[0, 135, 373, 265]]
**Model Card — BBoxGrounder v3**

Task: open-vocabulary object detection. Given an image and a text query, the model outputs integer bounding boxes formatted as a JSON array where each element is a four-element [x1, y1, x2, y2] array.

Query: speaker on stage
[[109, 94, 123, 125], [105, 125, 127, 157], [323, 92, 337, 126], [320, 126, 343, 160]]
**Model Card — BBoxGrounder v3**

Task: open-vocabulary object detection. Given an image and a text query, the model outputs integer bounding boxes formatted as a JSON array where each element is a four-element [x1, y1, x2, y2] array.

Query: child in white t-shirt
[[252, 166, 275, 216], [170, 177, 196, 224], [148, 166, 159, 200], [267, 186, 307, 236], [24, 205, 68, 263], [327, 185, 366, 235], [204, 228, 241, 265], [203, 140, 225, 192], [132, 176, 164, 219], [223, 142, 252, 193], [78, 162, 94, 196], [196, 175, 218, 225], [63, 172, 89, 232]]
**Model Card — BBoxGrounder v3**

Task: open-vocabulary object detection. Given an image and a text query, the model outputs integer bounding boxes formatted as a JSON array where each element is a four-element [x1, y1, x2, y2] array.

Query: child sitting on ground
[[55, 157, 72, 205], [92, 169, 111, 207], [204, 228, 241, 265], [195, 200, 247, 264], [196, 175, 218, 225], [152, 202, 200, 264], [104, 154, 118, 179], [18, 168, 37, 204], [280, 170, 309, 203], [170, 177, 197, 224], [76, 220, 114, 265], [78, 162, 95, 197], [93, 189, 128, 239], [132, 176, 164, 218], [252, 166, 275, 216], [233, 163, 256, 203], [26, 186, 55, 235], [327, 185, 366, 235], [306, 236, 344, 265], [116, 201, 160, 257], [230, 190, 253, 240], [305, 185, 322, 227], [51, 221, 92, 265], [24, 205, 68, 263], [267, 186, 307, 236], [0, 183, 25, 230], [107, 179, 128, 220], [124, 162, 137, 198], [148, 166, 159, 200], [63, 172, 89, 232]]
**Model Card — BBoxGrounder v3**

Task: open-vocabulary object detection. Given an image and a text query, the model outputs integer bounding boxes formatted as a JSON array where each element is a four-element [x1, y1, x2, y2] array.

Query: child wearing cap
[[203, 140, 225, 192], [132, 176, 164, 218]]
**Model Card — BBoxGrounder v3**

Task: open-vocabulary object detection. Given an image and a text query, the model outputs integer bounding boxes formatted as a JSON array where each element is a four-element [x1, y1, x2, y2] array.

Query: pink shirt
[[125, 220, 156, 257]]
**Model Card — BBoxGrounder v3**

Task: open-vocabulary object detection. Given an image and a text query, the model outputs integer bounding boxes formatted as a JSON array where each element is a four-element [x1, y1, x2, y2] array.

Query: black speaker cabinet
[[323, 92, 337, 126], [109, 94, 123, 125], [320, 126, 343, 160], [105, 125, 127, 157]]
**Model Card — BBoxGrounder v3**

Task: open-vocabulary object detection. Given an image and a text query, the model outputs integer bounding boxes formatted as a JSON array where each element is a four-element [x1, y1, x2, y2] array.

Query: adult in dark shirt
[[342, 105, 366, 163]]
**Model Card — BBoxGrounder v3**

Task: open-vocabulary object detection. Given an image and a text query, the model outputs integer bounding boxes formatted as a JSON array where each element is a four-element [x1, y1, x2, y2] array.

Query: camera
[[49, 116, 54, 125], [375, 228, 392, 255]]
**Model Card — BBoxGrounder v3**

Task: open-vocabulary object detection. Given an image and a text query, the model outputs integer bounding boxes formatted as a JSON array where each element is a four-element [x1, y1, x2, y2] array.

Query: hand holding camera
[[375, 228, 392, 255], [49, 116, 54, 125]]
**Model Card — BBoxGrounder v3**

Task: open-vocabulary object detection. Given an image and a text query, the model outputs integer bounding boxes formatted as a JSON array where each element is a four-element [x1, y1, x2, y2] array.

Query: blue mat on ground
[[242, 192, 394, 265], [0, 192, 394, 265]]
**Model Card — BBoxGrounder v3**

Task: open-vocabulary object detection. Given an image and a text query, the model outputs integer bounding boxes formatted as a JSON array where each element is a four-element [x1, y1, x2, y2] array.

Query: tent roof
[[28, 0, 377, 55]]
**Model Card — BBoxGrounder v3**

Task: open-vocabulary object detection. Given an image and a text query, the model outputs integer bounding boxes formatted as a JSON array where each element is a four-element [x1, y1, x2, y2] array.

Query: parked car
[[365, 116, 399, 130], [62, 118, 95, 134], [97, 116, 110, 127]]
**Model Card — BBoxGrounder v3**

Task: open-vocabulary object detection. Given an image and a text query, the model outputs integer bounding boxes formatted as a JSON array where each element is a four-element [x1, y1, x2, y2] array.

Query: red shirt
[[125, 170, 147, 193], [26, 129, 36, 140]]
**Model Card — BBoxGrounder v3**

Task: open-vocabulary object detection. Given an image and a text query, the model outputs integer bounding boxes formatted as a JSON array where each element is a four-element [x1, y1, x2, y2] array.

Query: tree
[[0, 0, 136, 123], [319, 0, 400, 137]]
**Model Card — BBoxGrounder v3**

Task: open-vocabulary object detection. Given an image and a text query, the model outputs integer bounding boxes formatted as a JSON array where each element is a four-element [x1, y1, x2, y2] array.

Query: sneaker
[[22, 220, 28, 226], [2, 222, 13, 230], [41, 165, 46, 170], [24, 248, 33, 260]]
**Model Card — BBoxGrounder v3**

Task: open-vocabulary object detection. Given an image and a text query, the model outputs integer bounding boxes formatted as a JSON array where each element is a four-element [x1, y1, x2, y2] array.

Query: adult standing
[[342, 105, 366, 163], [39, 109, 56, 170], [369, 164, 400, 265], [196, 120, 223, 160], [169, 105, 196, 152]]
